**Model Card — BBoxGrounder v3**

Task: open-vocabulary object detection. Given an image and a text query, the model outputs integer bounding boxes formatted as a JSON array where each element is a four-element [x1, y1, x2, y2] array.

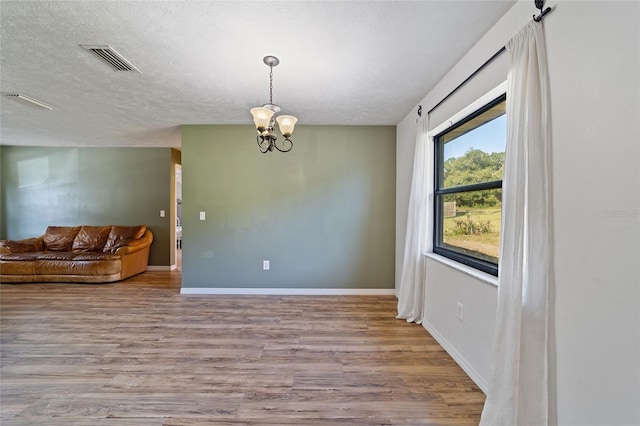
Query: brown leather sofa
[[0, 225, 153, 283]]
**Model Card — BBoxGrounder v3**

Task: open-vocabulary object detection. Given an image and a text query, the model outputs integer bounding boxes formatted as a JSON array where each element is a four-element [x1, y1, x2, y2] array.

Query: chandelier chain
[[269, 65, 273, 104]]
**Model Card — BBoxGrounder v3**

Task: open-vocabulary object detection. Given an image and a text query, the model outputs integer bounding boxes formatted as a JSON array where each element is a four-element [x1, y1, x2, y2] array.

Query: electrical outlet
[[160, 210, 165, 217], [456, 301, 464, 321], [199, 211, 206, 221], [263, 260, 270, 270]]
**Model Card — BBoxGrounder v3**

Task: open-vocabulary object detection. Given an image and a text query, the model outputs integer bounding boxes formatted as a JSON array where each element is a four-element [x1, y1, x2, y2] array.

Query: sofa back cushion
[[44, 226, 81, 251], [103, 225, 147, 253], [72, 226, 111, 252]]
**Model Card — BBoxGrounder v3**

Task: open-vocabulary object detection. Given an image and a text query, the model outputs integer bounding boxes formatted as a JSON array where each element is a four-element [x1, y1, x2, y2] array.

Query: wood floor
[[1, 271, 485, 425]]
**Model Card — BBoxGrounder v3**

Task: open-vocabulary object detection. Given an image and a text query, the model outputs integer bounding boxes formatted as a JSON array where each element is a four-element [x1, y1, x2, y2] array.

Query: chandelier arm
[[274, 137, 293, 153], [257, 135, 270, 153]]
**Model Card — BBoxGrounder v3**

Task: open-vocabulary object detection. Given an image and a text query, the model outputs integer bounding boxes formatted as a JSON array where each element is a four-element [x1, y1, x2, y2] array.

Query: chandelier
[[250, 56, 297, 153]]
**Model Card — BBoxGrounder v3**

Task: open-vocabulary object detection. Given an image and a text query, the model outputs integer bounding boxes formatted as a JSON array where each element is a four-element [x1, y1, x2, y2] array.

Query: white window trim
[[429, 81, 508, 138], [425, 252, 499, 287]]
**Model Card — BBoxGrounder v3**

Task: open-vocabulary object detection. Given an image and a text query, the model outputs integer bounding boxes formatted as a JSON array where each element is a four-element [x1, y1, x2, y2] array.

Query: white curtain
[[396, 116, 430, 324], [480, 21, 551, 426]]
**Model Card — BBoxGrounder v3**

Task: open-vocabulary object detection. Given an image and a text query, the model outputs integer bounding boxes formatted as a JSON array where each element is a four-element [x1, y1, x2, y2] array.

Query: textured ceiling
[[0, 1, 515, 148]]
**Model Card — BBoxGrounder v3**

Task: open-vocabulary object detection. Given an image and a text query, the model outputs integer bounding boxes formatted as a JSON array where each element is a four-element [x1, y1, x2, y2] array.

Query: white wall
[[395, 1, 640, 425]]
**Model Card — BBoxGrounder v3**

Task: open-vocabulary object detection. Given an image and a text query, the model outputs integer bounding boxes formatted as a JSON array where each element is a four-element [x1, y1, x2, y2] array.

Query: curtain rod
[[426, 46, 506, 116], [419, 1, 554, 118]]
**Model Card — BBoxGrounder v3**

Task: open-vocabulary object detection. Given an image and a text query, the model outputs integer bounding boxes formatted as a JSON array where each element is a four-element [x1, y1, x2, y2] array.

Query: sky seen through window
[[443, 115, 506, 160]]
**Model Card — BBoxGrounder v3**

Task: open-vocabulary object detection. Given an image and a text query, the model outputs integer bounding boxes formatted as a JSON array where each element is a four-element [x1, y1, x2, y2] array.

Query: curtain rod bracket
[[417, 105, 422, 117], [533, 0, 553, 22]]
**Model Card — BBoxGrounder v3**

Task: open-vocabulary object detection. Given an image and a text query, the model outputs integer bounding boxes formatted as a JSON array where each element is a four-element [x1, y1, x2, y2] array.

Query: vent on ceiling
[[3, 93, 55, 110], [80, 45, 141, 72]]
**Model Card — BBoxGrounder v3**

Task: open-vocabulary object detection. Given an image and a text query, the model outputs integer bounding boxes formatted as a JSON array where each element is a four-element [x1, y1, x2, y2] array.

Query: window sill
[[424, 252, 498, 287]]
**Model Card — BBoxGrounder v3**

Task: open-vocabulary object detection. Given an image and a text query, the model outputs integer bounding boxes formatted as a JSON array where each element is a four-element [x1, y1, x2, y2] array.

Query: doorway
[[175, 164, 182, 271]]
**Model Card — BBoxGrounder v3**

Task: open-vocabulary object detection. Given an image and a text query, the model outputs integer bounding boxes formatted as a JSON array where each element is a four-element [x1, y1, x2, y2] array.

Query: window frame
[[433, 93, 506, 277]]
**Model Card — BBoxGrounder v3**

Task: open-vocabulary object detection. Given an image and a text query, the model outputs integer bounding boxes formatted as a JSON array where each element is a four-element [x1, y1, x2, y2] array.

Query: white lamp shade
[[276, 115, 297, 137], [250, 107, 274, 129]]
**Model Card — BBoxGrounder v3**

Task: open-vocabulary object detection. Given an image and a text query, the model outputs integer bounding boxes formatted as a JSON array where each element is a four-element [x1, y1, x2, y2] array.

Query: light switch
[[199, 211, 206, 221], [160, 210, 166, 217]]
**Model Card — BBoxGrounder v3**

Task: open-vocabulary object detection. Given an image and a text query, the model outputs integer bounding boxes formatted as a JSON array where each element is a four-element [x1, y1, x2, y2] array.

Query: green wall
[[181, 125, 396, 289], [0, 146, 172, 266]]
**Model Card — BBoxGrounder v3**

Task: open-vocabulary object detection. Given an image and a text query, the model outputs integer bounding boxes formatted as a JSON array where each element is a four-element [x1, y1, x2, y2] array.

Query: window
[[433, 94, 506, 276]]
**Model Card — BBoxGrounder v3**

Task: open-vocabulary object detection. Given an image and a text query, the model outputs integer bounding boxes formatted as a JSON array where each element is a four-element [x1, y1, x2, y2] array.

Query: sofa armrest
[[0, 236, 45, 254], [114, 230, 153, 256]]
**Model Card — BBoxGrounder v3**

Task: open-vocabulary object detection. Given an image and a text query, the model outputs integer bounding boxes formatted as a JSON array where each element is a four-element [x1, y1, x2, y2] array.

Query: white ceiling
[[0, 1, 515, 148]]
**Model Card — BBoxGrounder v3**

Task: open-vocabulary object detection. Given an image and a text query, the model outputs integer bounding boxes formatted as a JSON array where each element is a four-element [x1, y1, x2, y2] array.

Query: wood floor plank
[[1, 271, 485, 425]]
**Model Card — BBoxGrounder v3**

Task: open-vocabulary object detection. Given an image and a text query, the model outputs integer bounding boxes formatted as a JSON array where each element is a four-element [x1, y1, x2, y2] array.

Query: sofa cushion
[[44, 226, 81, 251], [72, 226, 111, 252], [0, 255, 39, 275], [73, 253, 120, 261], [0, 252, 43, 261], [35, 259, 121, 276], [0, 238, 44, 253], [36, 252, 79, 261], [103, 225, 146, 253], [35, 252, 119, 261]]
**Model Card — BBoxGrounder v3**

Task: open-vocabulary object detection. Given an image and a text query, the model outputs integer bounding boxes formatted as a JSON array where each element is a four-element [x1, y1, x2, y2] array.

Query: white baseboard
[[180, 287, 396, 296], [422, 319, 489, 394], [146, 266, 172, 271]]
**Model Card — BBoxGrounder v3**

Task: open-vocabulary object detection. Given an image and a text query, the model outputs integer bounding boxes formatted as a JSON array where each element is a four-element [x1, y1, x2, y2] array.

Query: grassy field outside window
[[443, 202, 501, 263]]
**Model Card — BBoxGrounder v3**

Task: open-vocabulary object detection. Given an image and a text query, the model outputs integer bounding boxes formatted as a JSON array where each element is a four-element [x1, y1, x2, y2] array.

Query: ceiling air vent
[[3, 93, 54, 110], [80, 45, 141, 72]]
